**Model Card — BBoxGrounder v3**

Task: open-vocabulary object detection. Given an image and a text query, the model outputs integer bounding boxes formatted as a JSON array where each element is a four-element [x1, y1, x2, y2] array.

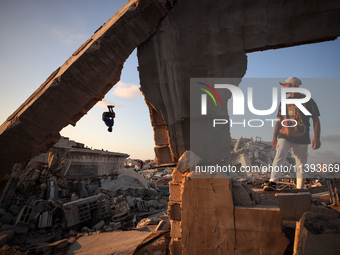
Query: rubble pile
[[231, 137, 295, 178], [139, 167, 173, 186], [0, 156, 169, 253]]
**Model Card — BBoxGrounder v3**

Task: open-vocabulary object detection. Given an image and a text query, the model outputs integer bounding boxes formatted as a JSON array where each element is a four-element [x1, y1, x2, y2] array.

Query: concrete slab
[[275, 192, 312, 221], [67, 230, 152, 255], [235, 205, 289, 255]]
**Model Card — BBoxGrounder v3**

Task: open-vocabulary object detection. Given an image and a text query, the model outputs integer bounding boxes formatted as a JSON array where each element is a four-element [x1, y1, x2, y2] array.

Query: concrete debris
[[294, 212, 340, 255], [275, 192, 312, 221], [136, 217, 160, 229], [232, 180, 279, 206], [0, 136, 169, 253], [38, 211, 52, 229], [176, 151, 202, 174], [15, 205, 33, 227], [231, 137, 295, 178], [231, 137, 340, 179]]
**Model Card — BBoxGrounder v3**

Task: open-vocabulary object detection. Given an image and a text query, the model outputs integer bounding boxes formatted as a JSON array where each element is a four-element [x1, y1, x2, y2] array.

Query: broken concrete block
[[63, 196, 98, 227], [15, 205, 33, 227], [38, 211, 52, 229], [82, 226, 91, 233], [159, 198, 168, 208], [275, 192, 312, 221], [111, 196, 131, 215], [47, 198, 62, 216], [109, 222, 122, 231], [33, 200, 47, 213], [176, 151, 202, 174], [155, 220, 171, 231], [145, 188, 159, 197], [293, 212, 340, 255], [145, 200, 159, 209], [137, 218, 153, 229], [0, 230, 14, 246], [125, 196, 135, 208], [232, 183, 254, 206], [308, 204, 340, 218], [47, 180, 59, 200], [137, 200, 148, 213], [119, 168, 151, 189], [235, 205, 289, 255], [92, 220, 105, 231]]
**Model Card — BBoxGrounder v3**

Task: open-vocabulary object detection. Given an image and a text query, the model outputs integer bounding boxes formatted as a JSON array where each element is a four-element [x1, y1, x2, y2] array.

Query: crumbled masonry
[[0, 137, 171, 254]]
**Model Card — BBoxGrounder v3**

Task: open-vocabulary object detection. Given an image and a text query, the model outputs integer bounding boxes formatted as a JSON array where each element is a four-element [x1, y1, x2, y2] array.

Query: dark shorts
[[102, 116, 114, 127]]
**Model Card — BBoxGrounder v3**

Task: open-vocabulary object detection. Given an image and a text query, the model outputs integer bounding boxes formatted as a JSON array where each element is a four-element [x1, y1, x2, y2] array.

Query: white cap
[[279, 77, 302, 87]]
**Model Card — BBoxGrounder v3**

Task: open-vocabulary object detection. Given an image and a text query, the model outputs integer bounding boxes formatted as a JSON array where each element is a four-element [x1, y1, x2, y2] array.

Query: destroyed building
[[0, 0, 340, 254], [0, 136, 171, 254]]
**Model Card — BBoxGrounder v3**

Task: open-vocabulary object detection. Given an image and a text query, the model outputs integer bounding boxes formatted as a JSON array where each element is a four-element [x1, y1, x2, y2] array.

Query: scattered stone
[[92, 220, 105, 231], [309, 204, 340, 218], [154, 220, 170, 231], [137, 218, 160, 229], [176, 151, 202, 174]]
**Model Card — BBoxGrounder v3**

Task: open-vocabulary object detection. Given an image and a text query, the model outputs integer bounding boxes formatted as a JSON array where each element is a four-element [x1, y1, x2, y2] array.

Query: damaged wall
[[137, 0, 340, 163]]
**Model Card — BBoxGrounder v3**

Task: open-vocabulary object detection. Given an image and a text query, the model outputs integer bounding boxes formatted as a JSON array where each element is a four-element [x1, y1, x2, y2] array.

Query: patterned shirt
[[277, 94, 320, 144]]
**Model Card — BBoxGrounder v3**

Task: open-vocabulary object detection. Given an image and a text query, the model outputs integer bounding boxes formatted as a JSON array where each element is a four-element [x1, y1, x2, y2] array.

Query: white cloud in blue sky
[[112, 82, 142, 99]]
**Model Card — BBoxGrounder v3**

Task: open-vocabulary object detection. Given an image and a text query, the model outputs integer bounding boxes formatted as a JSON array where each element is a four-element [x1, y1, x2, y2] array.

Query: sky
[[0, 0, 339, 163]]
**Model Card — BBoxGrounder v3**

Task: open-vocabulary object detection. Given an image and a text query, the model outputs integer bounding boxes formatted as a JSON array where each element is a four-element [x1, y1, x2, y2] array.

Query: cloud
[[96, 98, 123, 109], [112, 82, 142, 99], [321, 134, 340, 143]]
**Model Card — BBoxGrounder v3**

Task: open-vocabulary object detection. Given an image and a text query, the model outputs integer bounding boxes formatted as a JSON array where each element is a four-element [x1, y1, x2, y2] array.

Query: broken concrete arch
[[0, 0, 173, 186]]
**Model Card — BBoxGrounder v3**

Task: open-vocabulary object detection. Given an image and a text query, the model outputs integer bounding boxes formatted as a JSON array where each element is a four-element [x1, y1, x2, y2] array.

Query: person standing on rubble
[[264, 77, 321, 191], [102, 105, 115, 132]]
